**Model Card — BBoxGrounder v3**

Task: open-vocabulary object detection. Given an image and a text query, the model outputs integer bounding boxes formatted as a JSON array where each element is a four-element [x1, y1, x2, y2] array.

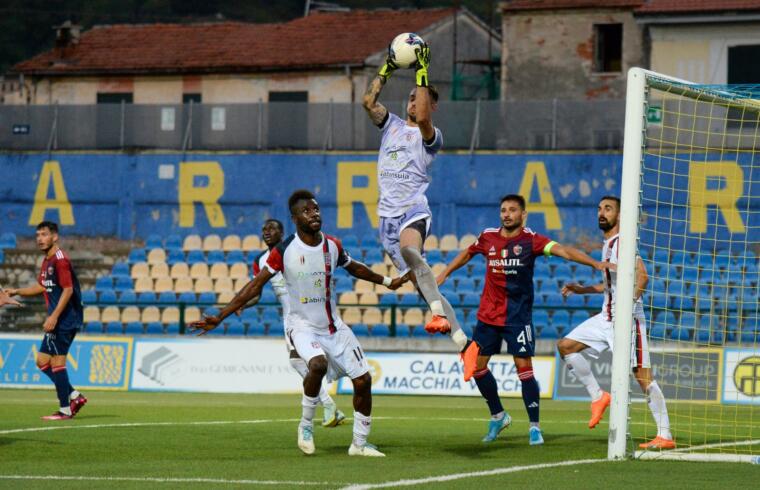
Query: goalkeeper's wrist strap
[[379, 64, 393, 81]]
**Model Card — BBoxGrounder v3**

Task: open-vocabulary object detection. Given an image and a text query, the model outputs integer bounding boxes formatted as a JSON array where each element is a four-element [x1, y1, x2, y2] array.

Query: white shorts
[[565, 313, 650, 369], [288, 326, 369, 382], [379, 202, 432, 275]]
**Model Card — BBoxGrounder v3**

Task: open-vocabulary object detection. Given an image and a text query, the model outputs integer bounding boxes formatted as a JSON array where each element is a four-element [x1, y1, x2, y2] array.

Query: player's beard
[[503, 217, 522, 232], [598, 218, 615, 231], [407, 113, 416, 123]]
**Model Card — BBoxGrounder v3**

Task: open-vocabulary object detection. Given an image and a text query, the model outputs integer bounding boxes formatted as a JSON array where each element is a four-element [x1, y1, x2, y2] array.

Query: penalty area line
[[0, 475, 330, 486], [339, 459, 606, 490]]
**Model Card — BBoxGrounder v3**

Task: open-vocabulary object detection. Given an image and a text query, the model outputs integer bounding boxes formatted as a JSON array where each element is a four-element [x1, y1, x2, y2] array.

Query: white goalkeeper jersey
[[376, 112, 443, 218], [602, 234, 644, 322], [252, 248, 289, 315], [265, 232, 352, 333]]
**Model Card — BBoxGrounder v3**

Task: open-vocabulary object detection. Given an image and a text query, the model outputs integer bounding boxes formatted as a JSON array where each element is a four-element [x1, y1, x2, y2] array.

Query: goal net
[[609, 68, 759, 464]]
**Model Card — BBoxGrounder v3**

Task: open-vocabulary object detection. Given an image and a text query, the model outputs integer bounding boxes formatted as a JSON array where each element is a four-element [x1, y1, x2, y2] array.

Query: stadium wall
[[0, 152, 755, 251]]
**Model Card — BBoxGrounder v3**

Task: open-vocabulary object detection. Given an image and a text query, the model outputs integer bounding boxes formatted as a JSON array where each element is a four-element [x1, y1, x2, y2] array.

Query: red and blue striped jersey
[[38, 248, 83, 331]]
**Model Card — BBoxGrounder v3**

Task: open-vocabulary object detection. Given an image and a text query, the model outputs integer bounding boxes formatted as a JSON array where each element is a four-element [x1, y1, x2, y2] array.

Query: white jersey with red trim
[[252, 248, 289, 313], [602, 234, 644, 321], [265, 232, 352, 333]]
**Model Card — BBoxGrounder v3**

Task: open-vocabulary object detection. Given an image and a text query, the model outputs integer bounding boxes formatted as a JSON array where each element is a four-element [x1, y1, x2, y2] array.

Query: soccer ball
[[389, 33, 425, 69]]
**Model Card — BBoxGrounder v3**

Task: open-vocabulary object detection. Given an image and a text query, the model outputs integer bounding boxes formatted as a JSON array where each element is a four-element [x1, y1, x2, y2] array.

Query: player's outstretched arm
[[413, 44, 436, 142], [190, 269, 272, 334], [344, 260, 406, 290], [436, 249, 473, 286], [3, 283, 45, 297], [0, 289, 21, 307], [634, 257, 648, 300], [561, 282, 604, 297], [550, 243, 609, 271], [362, 56, 394, 126]]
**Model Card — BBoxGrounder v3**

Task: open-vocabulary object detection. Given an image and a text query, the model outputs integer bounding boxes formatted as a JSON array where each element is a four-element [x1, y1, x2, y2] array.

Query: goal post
[[609, 68, 760, 463]]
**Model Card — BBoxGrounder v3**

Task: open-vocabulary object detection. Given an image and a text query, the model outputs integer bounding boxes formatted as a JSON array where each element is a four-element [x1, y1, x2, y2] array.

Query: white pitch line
[[0, 475, 329, 486], [339, 459, 606, 490]]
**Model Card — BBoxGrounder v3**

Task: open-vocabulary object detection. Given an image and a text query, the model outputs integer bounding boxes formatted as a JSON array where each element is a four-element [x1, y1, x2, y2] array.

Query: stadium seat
[[680, 312, 697, 329], [95, 276, 113, 292], [137, 291, 157, 305], [670, 327, 693, 341], [186, 250, 205, 265], [197, 291, 216, 304], [268, 323, 284, 336], [533, 310, 549, 330], [131, 262, 150, 279], [649, 324, 666, 340], [207, 250, 225, 264], [551, 310, 571, 332], [189, 262, 208, 279], [217, 291, 235, 303], [174, 277, 194, 293], [424, 234, 439, 250], [183, 235, 202, 251], [98, 289, 117, 305], [438, 281, 456, 297], [352, 323, 370, 336], [355, 280, 376, 294], [229, 262, 249, 279], [471, 261, 486, 277], [456, 277, 476, 293], [81, 290, 98, 305], [84, 321, 103, 333], [222, 235, 242, 252], [167, 249, 185, 265], [335, 276, 354, 294], [141, 306, 161, 323], [154, 277, 173, 293], [540, 325, 560, 339], [565, 294, 585, 308], [83, 306, 100, 323], [105, 321, 123, 334], [128, 248, 147, 264], [0, 232, 17, 249], [145, 322, 164, 335], [202, 234, 222, 251], [261, 307, 281, 325], [380, 294, 397, 307], [343, 307, 362, 324], [162, 307, 180, 324], [371, 323, 390, 337], [363, 249, 383, 264], [461, 293, 480, 307], [396, 280, 416, 295], [147, 248, 166, 265], [145, 234, 163, 250], [403, 308, 424, 326], [227, 251, 246, 265], [100, 306, 120, 323], [342, 235, 359, 248], [241, 235, 261, 252], [125, 321, 144, 335], [112, 261, 130, 278], [114, 276, 133, 292], [209, 263, 229, 279], [359, 292, 379, 305], [157, 291, 176, 304], [339, 292, 359, 305], [411, 325, 429, 337], [214, 277, 234, 293], [121, 306, 140, 323], [185, 306, 202, 324], [459, 234, 477, 249], [439, 234, 459, 252], [177, 291, 196, 305], [544, 292, 564, 308], [165, 235, 182, 251], [150, 262, 169, 278], [169, 263, 189, 279], [362, 307, 383, 325], [224, 318, 245, 335], [425, 249, 443, 264], [399, 294, 420, 306], [247, 322, 265, 336]]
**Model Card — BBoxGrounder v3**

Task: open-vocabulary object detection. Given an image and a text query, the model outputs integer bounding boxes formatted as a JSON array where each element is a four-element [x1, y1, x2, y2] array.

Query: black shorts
[[40, 330, 77, 356], [473, 321, 535, 357]]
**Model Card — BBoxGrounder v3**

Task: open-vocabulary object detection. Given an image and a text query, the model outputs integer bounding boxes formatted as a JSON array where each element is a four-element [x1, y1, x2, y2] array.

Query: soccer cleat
[[424, 315, 451, 334], [460, 340, 480, 382], [638, 436, 676, 450], [529, 426, 544, 446], [297, 425, 315, 455], [348, 442, 385, 457], [70, 394, 87, 416], [322, 404, 346, 428], [41, 411, 73, 421], [482, 412, 512, 442], [588, 390, 611, 429]]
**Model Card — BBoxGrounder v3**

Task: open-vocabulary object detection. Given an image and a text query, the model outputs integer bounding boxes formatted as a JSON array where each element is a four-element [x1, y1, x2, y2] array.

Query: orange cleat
[[460, 340, 480, 382], [638, 436, 676, 450], [588, 391, 611, 429], [425, 315, 451, 334]]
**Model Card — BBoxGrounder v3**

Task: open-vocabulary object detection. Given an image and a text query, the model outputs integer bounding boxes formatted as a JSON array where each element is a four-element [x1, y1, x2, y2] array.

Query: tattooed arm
[[362, 75, 389, 127]]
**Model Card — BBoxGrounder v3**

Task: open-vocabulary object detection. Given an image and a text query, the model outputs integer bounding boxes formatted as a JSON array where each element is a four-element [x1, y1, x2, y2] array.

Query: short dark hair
[[264, 218, 284, 232], [600, 195, 621, 208], [36, 221, 59, 233], [288, 189, 316, 215], [408, 85, 439, 103], [500, 194, 526, 210]]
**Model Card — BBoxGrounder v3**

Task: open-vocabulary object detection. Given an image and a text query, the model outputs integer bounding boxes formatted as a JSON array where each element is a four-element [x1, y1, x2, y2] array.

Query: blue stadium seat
[[471, 261, 487, 277], [342, 235, 359, 248], [165, 323, 180, 335], [146, 322, 164, 335], [165, 235, 182, 251], [573, 267, 595, 284], [652, 250, 670, 264], [380, 294, 397, 306], [671, 252, 694, 266], [128, 248, 147, 264], [158, 291, 176, 304], [241, 308, 259, 322], [203, 307, 220, 317], [0, 232, 17, 249], [411, 325, 429, 337], [553, 263, 572, 278], [246, 322, 266, 336], [226, 250, 246, 264], [112, 261, 130, 278], [145, 234, 163, 250], [649, 295, 668, 310], [533, 310, 549, 330], [81, 290, 98, 305], [362, 236, 381, 249], [540, 325, 560, 339], [186, 250, 205, 265], [137, 291, 157, 305], [105, 321, 123, 334], [95, 276, 113, 292], [649, 324, 666, 340], [681, 266, 699, 283], [224, 319, 245, 336], [352, 323, 370, 336], [114, 276, 133, 292], [207, 250, 225, 264], [680, 312, 697, 329], [261, 307, 281, 325], [425, 249, 443, 264], [399, 294, 420, 306], [198, 292, 216, 305], [85, 321, 103, 333], [565, 294, 585, 308], [334, 276, 353, 293], [670, 326, 692, 341], [551, 310, 571, 332], [456, 277, 476, 293], [167, 249, 185, 265], [544, 292, 564, 308], [0, 249, 4, 263], [98, 289, 117, 305], [118, 290, 137, 305], [363, 249, 383, 264], [268, 323, 284, 336], [589, 249, 603, 262], [672, 296, 695, 311], [177, 292, 196, 304], [371, 324, 390, 337], [438, 281, 456, 297], [461, 293, 480, 307], [125, 321, 144, 335], [260, 290, 277, 305]]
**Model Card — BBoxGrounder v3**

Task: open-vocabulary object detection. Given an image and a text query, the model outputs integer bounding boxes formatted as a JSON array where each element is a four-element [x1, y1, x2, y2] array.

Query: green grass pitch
[[1, 389, 757, 489]]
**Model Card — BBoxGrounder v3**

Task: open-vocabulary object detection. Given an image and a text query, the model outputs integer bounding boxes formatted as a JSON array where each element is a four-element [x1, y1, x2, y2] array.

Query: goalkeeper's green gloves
[[415, 44, 431, 87], [378, 55, 398, 82]]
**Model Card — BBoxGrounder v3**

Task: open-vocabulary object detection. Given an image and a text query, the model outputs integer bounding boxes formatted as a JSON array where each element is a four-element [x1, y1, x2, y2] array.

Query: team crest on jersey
[[488, 246, 496, 256], [513, 244, 523, 256], [48, 266, 54, 275], [314, 278, 322, 288]]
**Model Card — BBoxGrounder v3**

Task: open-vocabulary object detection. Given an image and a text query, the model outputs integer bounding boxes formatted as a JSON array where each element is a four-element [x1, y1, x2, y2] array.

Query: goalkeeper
[[361, 40, 479, 379]]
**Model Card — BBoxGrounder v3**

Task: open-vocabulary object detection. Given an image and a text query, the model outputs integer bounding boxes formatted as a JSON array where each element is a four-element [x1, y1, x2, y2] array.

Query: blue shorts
[[473, 321, 535, 357], [40, 330, 77, 356], [378, 202, 431, 275]]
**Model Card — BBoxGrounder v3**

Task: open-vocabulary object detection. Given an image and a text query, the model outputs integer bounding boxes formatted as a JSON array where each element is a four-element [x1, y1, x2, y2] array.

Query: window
[[183, 93, 201, 104], [268, 91, 308, 102], [727, 45, 760, 129], [96, 92, 133, 104], [594, 24, 622, 73]]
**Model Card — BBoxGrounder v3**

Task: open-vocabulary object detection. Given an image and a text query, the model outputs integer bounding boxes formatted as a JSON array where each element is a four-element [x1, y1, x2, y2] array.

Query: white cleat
[[322, 403, 346, 428], [348, 442, 385, 457], [298, 425, 315, 455]]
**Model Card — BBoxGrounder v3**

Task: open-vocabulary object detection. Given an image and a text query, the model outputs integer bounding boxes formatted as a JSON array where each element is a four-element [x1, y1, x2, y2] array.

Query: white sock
[[318, 386, 333, 406], [646, 381, 672, 439], [352, 411, 371, 447], [300, 394, 319, 428], [289, 357, 309, 378], [565, 353, 603, 400], [69, 390, 81, 400], [59, 406, 72, 416], [491, 411, 505, 421], [429, 300, 445, 317], [451, 329, 468, 350]]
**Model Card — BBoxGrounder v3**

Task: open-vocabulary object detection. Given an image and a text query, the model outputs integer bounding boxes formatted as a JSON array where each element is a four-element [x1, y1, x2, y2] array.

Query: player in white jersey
[[192, 190, 405, 457], [557, 196, 675, 449], [362, 40, 478, 372], [245, 219, 346, 428]]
